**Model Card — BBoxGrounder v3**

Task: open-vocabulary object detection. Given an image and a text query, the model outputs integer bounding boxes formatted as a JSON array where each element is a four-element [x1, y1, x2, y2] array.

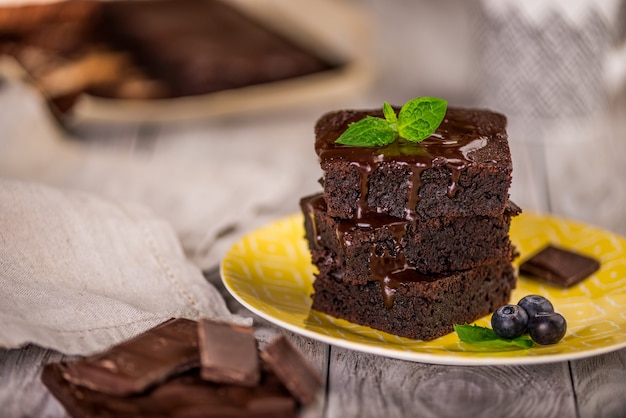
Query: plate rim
[[220, 212, 626, 366]]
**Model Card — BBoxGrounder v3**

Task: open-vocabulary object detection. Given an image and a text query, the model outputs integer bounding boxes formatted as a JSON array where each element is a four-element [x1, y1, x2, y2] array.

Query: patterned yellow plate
[[221, 212, 626, 365]]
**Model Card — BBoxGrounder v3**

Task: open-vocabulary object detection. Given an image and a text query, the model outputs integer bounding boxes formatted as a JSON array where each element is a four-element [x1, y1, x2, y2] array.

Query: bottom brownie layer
[[311, 259, 517, 341]]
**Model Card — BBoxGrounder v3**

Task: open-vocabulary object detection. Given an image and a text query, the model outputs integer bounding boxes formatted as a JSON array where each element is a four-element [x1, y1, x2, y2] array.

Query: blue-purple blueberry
[[491, 304, 529, 339], [518, 294, 554, 318], [528, 312, 567, 345]]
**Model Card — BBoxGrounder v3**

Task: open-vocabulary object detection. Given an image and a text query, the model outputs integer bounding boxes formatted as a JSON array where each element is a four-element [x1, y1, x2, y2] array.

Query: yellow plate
[[221, 212, 626, 365]]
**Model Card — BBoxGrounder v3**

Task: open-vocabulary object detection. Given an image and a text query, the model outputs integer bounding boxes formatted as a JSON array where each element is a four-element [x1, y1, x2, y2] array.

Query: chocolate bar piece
[[42, 318, 321, 417], [519, 245, 601, 287], [60, 318, 200, 396], [260, 335, 322, 405], [42, 363, 297, 418], [198, 318, 260, 386]]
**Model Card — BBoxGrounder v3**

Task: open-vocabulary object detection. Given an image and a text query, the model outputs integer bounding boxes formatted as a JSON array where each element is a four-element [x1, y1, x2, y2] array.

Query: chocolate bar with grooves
[[59, 318, 200, 396], [198, 318, 260, 386], [42, 363, 297, 418], [260, 335, 322, 405]]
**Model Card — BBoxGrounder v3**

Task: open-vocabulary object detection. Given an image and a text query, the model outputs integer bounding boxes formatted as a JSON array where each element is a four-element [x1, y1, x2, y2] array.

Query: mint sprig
[[335, 97, 447, 147], [454, 324, 535, 350]]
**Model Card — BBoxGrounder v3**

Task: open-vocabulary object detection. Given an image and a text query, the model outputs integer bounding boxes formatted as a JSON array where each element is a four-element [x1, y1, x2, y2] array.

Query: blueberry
[[528, 312, 567, 345], [491, 304, 529, 339], [518, 294, 554, 318]]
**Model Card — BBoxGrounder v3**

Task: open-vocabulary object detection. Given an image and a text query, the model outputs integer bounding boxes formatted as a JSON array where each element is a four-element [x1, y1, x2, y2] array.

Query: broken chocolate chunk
[[260, 335, 322, 405], [42, 363, 297, 418], [42, 318, 321, 417], [60, 318, 200, 396], [519, 245, 601, 287], [198, 318, 260, 386]]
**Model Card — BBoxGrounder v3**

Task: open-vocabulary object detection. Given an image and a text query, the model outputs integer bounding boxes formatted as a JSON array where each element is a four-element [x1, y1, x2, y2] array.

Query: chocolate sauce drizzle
[[337, 212, 435, 309], [316, 110, 490, 221], [304, 195, 434, 309]]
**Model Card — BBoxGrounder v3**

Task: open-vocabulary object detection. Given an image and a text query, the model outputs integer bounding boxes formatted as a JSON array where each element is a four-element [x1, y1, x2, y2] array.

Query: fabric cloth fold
[[0, 178, 250, 355]]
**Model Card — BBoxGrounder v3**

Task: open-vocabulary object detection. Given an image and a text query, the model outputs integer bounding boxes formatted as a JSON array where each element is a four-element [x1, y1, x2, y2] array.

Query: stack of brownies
[[300, 106, 520, 341]]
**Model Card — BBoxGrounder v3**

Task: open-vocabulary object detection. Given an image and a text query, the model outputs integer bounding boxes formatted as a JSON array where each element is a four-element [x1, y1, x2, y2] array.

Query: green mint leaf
[[334, 96, 447, 146], [465, 338, 534, 350], [398, 97, 447, 142], [454, 324, 535, 350], [454, 323, 498, 343], [335, 116, 397, 147], [382, 101, 398, 130], [510, 336, 535, 349]]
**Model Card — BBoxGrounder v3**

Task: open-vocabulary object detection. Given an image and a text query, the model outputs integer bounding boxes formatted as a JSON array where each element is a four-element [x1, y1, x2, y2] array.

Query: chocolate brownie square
[[100, 0, 335, 97], [301, 193, 519, 281], [314, 107, 512, 220], [311, 258, 517, 341]]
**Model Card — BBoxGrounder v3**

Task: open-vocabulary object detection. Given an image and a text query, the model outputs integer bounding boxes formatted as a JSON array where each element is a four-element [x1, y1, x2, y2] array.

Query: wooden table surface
[[2, 0, 626, 414], [2, 264, 626, 418]]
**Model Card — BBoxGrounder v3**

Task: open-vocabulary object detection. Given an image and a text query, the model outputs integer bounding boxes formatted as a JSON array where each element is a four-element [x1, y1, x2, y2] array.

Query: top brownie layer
[[314, 107, 512, 220]]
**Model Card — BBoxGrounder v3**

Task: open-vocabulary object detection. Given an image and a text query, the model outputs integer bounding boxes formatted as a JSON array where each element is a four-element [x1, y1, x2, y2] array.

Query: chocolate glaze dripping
[[333, 203, 436, 309], [304, 194, 449, 309], [301, 198, 322, 250], [405, 165, 425, 220], [316, 108, 492, 220], [370, 251, 401, 308], [445, 159, 466, 198], [370, 251, 413, 309], [351, 162, 373, 219], [361, 219, 433, 309]]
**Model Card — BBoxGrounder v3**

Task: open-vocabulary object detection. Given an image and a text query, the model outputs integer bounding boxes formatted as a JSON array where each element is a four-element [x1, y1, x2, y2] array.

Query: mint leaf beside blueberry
[[455, 294, 567, 350], [454, 324, 534, 350]]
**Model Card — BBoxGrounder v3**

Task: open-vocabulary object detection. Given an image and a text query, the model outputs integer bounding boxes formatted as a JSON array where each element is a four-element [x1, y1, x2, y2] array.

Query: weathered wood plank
[[325, 346, 577, 418], [571, 347, 626, 418], [0, 345, 74, 418]]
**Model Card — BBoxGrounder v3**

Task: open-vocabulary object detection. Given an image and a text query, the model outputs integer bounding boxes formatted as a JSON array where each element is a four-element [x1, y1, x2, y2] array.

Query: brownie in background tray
[[0, 0, 339, 110], [100, 0, 335, 97]]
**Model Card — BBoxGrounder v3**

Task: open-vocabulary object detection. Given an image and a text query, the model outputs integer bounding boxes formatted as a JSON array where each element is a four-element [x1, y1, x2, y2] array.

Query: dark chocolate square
[[42, 364, 296, 418], [59, 318, 200, 396], [198, 318, 260, 386], [519, 245, 601, 287], [260, 335, 322, 406]]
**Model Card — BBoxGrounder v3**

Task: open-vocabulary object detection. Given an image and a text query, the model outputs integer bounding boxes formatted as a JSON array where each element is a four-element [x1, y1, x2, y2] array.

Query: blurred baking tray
[[0, 0, 372, 124]]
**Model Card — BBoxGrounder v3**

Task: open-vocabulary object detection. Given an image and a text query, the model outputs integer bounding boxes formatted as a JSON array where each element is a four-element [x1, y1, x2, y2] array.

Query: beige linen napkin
[[0, 178, 250, 355]]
